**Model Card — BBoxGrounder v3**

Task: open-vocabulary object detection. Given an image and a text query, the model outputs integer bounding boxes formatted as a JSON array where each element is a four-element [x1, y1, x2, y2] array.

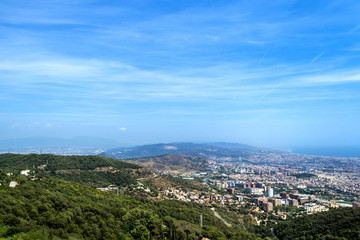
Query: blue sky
[[1, 0, 360, 148]]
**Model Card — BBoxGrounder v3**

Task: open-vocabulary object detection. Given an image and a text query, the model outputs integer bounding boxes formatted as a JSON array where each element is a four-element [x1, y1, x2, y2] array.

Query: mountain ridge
[[105, 142, 261, 159]]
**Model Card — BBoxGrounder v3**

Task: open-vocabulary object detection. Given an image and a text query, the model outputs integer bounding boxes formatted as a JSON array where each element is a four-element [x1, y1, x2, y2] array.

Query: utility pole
[[200, 214, 203, 228]]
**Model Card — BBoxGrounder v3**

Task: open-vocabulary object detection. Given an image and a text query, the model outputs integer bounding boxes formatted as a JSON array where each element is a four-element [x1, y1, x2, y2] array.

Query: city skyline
[[1, 1, 360, 148]]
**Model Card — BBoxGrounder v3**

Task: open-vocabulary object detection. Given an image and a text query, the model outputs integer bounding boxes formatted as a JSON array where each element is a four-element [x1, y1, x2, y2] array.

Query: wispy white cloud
[[349, 25, 360, 33], [0, 60, 96, 78], [345, 47, 360, 52], [10, 121, 54, 129], [311, 50, 327, 63], [258, 48, 271, 64], [287, 70, 360, 87], [1, 53, 360, 109]]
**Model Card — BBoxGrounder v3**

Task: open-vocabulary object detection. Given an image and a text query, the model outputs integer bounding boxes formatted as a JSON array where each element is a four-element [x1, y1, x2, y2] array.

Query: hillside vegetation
[[0, 171, 259, 240], [0, 154, 139, 172], [143, 175, 212, 192], [274, 207, 360, 240], [127, 154, 208, 175], [0, 154, 147, 187]]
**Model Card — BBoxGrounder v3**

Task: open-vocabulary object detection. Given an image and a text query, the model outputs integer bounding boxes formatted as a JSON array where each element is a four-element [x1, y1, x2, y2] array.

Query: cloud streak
[[1, 53, 359, 118], [311, 50, 327, 63]]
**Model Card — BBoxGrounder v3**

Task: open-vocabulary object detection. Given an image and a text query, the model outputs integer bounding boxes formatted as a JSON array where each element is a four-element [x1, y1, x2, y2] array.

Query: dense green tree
[[274, 207, 360, 240], [0, 171, 260, 240]]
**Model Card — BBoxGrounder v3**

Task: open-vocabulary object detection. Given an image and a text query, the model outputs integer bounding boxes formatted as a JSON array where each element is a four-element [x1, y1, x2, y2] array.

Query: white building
[[246, 188, 264, 195], [20, 169, 30, 176], [304, 203, 328, 214], [9, 181, 18, 188]]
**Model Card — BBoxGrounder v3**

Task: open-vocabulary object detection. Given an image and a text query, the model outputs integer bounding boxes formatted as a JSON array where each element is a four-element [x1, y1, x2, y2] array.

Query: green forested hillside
[[126, 154, 208, 175], [0, 171, 259, 240], [274, 207, 360, 240], [143, 175, 212, 192], [0, 154, 147, 187], [0, 154, 139, 172]]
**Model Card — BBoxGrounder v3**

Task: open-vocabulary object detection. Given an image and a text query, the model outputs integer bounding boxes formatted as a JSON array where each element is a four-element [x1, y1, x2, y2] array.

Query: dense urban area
[[137, 151, 360, 221]]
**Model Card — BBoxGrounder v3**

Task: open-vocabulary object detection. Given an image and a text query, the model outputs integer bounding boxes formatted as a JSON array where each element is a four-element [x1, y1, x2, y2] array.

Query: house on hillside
[[20, 169, 30, 176], [9, 181, 18, 188]]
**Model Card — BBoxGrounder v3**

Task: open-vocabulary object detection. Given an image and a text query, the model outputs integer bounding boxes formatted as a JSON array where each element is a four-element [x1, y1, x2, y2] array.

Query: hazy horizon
[[1, 1, 360, 149], [1, 136, 360, 157]]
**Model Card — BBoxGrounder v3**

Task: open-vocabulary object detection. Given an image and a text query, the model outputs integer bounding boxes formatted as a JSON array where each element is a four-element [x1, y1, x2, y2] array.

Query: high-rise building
[[299, 197, 308, 204], [256, 197, 267, 205], [289, 199, 299, 206], [263, 202, 273, 212], [272, 198, 281, 207], [267, 188, 274, 198]]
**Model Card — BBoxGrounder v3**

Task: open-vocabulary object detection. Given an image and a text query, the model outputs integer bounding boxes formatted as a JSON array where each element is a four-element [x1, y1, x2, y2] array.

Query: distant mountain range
[[104, 142, 262, 159], [0, 138, 270, 159]]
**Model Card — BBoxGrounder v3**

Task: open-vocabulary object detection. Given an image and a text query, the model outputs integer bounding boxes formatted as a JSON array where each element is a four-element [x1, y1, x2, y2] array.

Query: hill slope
[[105, 142, 257, 159], [127, 154, 208, 175], [143, 175, 212, 193], [0, 154, 147, 187], [0, 153, 139, 172], [274, 207, 360, 240], [0, 172, 259, 240]]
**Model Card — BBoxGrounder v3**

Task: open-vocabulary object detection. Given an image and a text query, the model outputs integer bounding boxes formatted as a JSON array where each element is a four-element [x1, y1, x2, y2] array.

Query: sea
[[291, 146, 360, 158]]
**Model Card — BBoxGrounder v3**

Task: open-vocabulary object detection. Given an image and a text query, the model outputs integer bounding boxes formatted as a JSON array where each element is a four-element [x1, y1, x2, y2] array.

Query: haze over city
[[1, 0, 360, 149]]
